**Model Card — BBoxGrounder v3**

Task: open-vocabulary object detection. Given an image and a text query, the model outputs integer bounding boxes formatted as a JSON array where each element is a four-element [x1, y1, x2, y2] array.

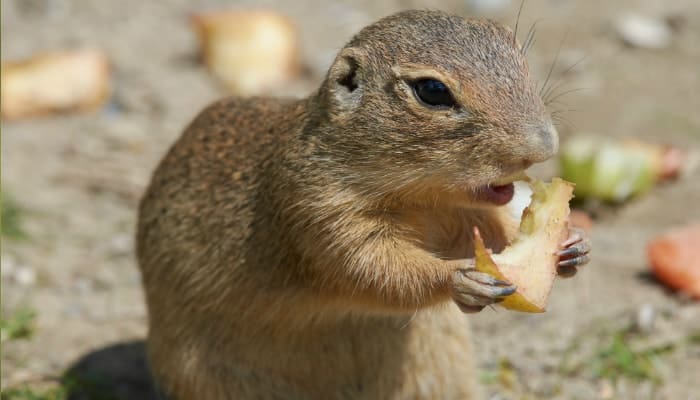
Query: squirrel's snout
[[523, 123, 559, 164]]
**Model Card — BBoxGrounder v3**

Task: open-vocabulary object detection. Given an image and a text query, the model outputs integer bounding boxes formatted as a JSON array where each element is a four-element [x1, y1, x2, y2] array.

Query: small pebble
[[73, 277, 93, 294], [1, 255, 16, 278], [634, 303, 656, 333], [14, 265, 37, 286], [599, 379, 614, 399], [465, 0, 511, 15], [615, 15, 672, 49], [108, 233, 132, 256]]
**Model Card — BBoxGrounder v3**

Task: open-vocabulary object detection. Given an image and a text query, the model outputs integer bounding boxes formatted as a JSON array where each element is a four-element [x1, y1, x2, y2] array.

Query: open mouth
[[473, 183, 516, 205], [470, 172, 529, 206]]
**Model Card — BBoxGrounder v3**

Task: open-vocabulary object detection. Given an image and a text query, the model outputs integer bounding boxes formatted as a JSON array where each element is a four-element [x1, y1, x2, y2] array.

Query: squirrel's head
[[313, 10, 557, 207]]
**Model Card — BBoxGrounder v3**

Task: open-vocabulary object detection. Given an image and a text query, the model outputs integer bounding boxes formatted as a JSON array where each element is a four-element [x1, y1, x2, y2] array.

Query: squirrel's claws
[[557, 241, 590, 258], [558, 254, 590, 269], [560, 227, 587, 248], [556, 227, 591, 278], [452, 269, 516, 312], [468, 272, 512, 287]]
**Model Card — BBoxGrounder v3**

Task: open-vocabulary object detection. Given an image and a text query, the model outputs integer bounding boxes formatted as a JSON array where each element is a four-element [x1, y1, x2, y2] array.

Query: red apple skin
[[648, 224, 700, 298]]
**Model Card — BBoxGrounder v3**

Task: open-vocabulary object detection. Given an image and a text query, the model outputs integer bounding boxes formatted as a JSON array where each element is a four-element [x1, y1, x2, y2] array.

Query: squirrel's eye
[[411, 79, 456, 108]]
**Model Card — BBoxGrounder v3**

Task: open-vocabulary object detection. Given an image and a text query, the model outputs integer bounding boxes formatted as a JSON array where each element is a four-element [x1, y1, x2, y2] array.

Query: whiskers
[[521, 18, 542, 56], [513, 0, 526, 47], [511, 3, 587, 112], [514, 13, 589, 133], [538, 28, 568, 99], [512, 1, 539, 56], [544, 55, 589, 133], [542, 54, 588, 105], [550, 109, 578, 131]]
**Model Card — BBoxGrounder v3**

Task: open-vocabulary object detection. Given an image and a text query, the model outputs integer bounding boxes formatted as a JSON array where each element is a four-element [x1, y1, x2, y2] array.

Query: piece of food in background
[[191, 10, 301, 96], [474, 178, 575, 313], [647, 224, 700, 299], [1, 50, 111, 120], [560, 135, 695, 202], [656, 146, 688, 182]]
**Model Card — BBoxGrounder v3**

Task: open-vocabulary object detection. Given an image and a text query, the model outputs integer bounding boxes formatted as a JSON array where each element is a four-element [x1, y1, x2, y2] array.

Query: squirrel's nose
[[524, 122, 559, 164]]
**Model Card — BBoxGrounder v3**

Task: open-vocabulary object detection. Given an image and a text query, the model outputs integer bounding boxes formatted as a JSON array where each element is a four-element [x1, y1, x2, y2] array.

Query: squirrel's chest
[[405, 207, 515, 260]]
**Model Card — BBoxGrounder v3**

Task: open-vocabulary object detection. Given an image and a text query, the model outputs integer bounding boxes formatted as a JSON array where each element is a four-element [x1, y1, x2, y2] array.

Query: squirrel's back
[[137, 97, 304, 317]]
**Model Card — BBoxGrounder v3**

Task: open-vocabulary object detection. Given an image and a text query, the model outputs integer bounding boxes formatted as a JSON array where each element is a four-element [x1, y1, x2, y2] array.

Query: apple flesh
[[474, 178, 575, 312]]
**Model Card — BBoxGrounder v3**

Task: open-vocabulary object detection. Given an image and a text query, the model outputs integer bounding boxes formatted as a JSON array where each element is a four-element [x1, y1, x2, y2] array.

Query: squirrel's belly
[[199, 306, 478, 400]]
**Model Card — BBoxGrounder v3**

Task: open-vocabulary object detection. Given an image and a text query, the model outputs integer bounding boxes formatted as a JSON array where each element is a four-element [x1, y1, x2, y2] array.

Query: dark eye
[[411, 79, 456, 108]]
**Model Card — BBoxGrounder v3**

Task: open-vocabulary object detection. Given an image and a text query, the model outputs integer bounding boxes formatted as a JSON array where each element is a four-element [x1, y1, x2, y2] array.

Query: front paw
[[452, 268, 516, 313], [557, 226, 591, 278]]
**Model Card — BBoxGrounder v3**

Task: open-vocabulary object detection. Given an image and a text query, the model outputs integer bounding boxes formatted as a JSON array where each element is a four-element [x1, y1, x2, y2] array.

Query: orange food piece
[[647, 224, 700, 298]]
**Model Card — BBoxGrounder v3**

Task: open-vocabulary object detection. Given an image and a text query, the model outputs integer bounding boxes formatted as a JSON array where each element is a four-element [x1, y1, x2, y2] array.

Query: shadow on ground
[[62, 341, 160, 400]]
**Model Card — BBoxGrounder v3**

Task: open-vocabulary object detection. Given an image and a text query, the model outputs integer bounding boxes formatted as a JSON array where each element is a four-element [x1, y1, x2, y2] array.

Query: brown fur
[[137, 10, 557, 399]]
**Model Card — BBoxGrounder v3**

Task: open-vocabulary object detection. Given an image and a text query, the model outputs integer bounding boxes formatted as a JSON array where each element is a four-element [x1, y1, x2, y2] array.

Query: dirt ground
[[2, 0, 699, 399]]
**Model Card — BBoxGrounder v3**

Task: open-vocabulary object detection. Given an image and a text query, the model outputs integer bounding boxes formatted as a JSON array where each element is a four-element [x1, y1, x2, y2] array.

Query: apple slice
[[560, 135, 698, 202], [1, 49, 111, 120], [191, 10, 301, 96], [474, 178, 575, 312]]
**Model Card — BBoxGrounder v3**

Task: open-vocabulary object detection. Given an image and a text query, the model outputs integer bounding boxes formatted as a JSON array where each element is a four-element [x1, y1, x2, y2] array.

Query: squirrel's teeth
[[491, 171, 530, 186]]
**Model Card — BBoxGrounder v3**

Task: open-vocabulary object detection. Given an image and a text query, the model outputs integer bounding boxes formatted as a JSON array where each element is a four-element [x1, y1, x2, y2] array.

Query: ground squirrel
[[137, 9, 590, 399]]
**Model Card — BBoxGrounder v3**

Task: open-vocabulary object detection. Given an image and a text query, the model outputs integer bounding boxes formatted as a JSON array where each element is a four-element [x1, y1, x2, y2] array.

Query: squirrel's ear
[[325, 48, 365, 112]]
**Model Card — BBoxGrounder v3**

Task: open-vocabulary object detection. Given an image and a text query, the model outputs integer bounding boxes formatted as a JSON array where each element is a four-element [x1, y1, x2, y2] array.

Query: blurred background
[[1, 0, 699, 399]]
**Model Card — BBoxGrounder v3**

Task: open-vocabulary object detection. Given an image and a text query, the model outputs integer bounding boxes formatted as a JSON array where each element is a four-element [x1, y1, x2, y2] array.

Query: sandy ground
[[2, 0, 699, 399]]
